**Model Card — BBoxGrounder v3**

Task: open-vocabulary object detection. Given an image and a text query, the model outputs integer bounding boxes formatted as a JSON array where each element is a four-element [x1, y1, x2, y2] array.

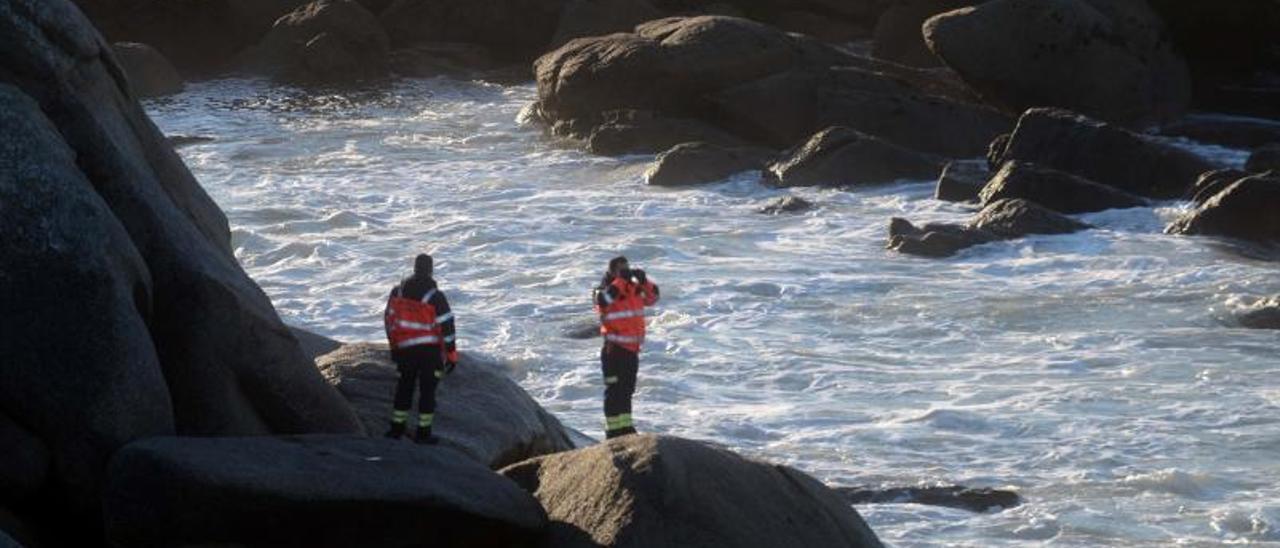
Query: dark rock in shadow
[[238, 0, 391, 85], [836, 485, 1022, 513], [1239, 297, 1280, 329], [563, 317, 602, 340], [1186, 169, 1248, 205], [111, 42, 183, 98], [935, 160, 987, 203], [1167, 172, 1280, 246], [289, 327, 343, 360], [768, 126, 944, 187], [166, 134, 216, 148], [759, 196, 815, 215], [1246, 143, 1280, 173], [646, 141, 770, 186], [889, 198, 1090, 257], [586, 111, 751, 156], [980, 160, 1148, 214], [1160, 115, 1280, 150]]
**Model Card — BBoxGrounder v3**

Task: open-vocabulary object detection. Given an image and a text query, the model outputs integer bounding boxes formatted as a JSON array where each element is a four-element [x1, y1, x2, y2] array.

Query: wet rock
[[71, 0, 312, 75], [980, 160, 1147, 214], [1159, 115, 1280, 150], [0, 413, 49, 506], [836, 485, 1022, 512], [1246, 143, 1280, 173], [646, 142, 770, 186], [923, 0, 1191, 126], [711, 65, 1012, 157], [1002, 108, 1217, 199], [1239, 296, 1280, 330], [1166, 172, 1280, 245], [388, 43, 496, 77], [501, 434, 884, 548], [104, 435, 547, 548], [934, 160, 988, 202], [1, 1, 363, 526], [533, 15, 850, 127], [240, 0, 390, 84], [318, 343, 575, 469], [767, 127, 944, 187], [759, 195, 815, 214], [110, 42, 183, 98], [563, 317, 603, 339], [889, 198, 1090, 257], [986, 132, 1010, 170], [381, 0, 566, 62], [1186, 169, 1248, 206], [166, 134, 216, 148], [550, 0, 666, 49], [872, 0, 975, 67], [586, 111, 750, 156]]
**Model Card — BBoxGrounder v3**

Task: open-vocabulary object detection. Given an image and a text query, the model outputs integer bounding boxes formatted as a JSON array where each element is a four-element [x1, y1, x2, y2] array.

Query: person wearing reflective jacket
[[383, 253, 457, 444], [593, 256, 659, 439]]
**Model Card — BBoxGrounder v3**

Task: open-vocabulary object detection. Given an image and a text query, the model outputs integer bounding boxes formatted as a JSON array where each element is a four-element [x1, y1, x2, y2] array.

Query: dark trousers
[[391, 345, 443, 428], [601, 343, 639, 437]]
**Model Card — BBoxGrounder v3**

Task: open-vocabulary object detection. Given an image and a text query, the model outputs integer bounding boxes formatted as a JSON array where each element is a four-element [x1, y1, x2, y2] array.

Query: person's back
[[383, 254, 457, 444]]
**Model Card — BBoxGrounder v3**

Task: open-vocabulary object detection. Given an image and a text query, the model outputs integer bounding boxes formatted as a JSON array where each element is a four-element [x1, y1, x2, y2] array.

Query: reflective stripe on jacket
[[595, 276, 659, 353], [386, 287, 442, 349]]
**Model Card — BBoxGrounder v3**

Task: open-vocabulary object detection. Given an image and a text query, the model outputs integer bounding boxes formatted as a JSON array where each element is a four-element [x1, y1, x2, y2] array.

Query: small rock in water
[[758, 196, 815, 215], [166, 135, 215, 148], [935, 160, 988, 203], [835, 485, 1022, 513], [1239, 296, 1280, 329], [562, 317, 601, 340]]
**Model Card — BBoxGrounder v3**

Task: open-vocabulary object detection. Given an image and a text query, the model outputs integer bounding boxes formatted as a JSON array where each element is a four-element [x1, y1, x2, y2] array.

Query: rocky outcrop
[[758, 195, 815, 214], [239, 0, 390, 84], [550, 0, 666, 49], [110, 42, 182, 98], [104, 436, 547, 548], [0, 414, 48, 507], [836, 485, 1022, 512], [889, 198, 1090, 257], [1186, 169, 1248, 206], [711, 65, 1012, 157], [767, 127, 944, 187], [317, 344, 576, 469], [381, 0, 567, 61], [1166, 173, 1280, 245], [1246, 144, 1280, 173], [1001, 108, 1217, 199], [980, 161, 1147, 214], [500, 434, 884, 548], [923, 0, 1190, 126], [0, 0, 362, 534], [1239, 296, 1280, 330], [583, 111, 750, 156], [872, 0, 973, 67], [934, 160, 987, 202], [533, 15, 849, 128], [72, 0, 312, 75], [645, 142, 770, 186]]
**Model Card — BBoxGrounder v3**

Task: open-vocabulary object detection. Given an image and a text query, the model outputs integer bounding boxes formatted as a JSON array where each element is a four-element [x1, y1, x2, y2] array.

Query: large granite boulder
[[71, 0, 312, 75], [645, 141, 771, 186], [318, 344, 576, 469], [889, 198, 1090, 257], [980, 160, 1147, 214], [532, 15, 849, 127], [380, 0, 567, 61], [104, 436, 547, 548], [1000, 108, 1217, 199], [1, 0, 362, 531], [110, 42, 182, 98], [923, 0, 1191, 126], [872, 0, 974, 67], [767, 126, 944, 187], [1166, 173, 1280, 246], [711, 65, 1012, 156], [239, 0, 390, 84], [500, 434, 884, 548]]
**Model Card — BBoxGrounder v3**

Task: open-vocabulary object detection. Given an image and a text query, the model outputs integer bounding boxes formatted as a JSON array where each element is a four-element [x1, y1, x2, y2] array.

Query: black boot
[[385, 421, 406, 439], [414, 426, 438, 445]]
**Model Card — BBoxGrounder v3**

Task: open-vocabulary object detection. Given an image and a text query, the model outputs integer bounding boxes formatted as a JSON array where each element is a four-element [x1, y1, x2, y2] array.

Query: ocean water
[[146, 77, 1280, 546]]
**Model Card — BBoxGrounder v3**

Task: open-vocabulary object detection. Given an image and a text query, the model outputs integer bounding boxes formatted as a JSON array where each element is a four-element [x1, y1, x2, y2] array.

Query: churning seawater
[[146, 78, 1280, 546]]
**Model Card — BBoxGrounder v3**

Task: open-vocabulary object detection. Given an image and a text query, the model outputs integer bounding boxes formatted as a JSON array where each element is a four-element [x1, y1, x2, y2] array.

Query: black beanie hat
[[414, 254, 433, 277], [608, 256, 629, 272]]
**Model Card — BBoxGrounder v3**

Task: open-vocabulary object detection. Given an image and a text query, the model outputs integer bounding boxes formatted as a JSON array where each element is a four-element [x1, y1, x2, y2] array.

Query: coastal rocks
[[758, 195, 815, 214], [1238, 297, 1280, 330], [0, 413, 49, 506], [317, 343, 576, 469], [1246, 144, 1280, 173], [889, 198, 1089, 257], [923, 0, 1191, 126], [645, 142, 770, 186], [767, 127, 944, 187], [1166, 173, 1280, 245], [980, 160, 1147, 214], [836, 485, 1022, 512], [1186, 169, 1247, 206], [240, 0, 391, 84], [110, 42, 183, 98], [1159, 116, 1280, 150], [500, 434, 884, 548], [381, 0, 566, 61], [584, 111, 749, 156], [533, 15, 848, 127], [1001, 108, 1217, 199], [550, 0, 666, 49], [2, 0, 363, 528], [710, 65, 1012, 156], [103, 435, 547, 548], [934, 160, 987, 202], [872, 0, 974, 67]]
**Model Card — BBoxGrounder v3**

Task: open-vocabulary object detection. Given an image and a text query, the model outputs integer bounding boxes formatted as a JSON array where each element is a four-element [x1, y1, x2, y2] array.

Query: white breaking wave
[[146, 77, 1280, 547]]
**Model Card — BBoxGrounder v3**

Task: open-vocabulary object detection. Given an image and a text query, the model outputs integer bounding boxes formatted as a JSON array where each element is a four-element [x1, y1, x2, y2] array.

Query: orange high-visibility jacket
[[596, 276, 659, 353], [385, 286, 457, 362]]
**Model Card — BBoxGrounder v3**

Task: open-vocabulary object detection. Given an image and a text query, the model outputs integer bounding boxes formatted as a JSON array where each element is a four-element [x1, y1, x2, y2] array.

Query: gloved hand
[[445, 361, 457, 375], [632, 268, 647, 284]]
